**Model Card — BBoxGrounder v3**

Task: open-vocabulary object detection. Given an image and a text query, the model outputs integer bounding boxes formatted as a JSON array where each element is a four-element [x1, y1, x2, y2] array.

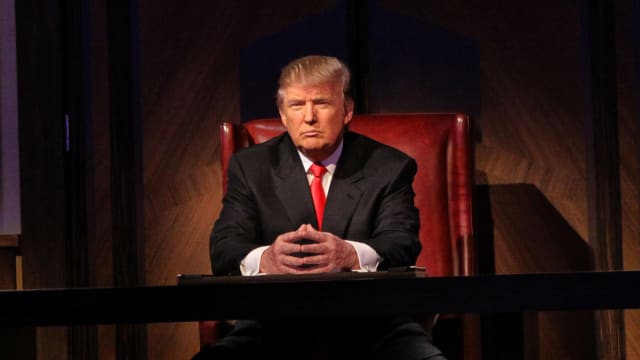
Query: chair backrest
[[219, 113, 474, 277]]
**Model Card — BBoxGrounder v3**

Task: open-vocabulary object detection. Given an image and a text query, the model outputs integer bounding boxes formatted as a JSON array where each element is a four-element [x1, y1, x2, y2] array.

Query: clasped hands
[[259, 224, 360, 274]]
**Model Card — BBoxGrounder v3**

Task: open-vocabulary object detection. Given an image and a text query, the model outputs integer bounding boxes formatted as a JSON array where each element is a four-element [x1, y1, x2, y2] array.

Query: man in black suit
[[196, 55, 446, 360]]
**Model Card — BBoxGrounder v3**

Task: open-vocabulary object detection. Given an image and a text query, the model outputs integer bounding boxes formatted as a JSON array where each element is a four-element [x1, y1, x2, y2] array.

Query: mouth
[[301, 130, 321, 137]]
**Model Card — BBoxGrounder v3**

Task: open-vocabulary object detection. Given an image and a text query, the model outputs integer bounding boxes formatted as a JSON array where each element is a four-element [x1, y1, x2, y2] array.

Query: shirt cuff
[[345, 240, 381, 272], [239, 246, 269, 276]]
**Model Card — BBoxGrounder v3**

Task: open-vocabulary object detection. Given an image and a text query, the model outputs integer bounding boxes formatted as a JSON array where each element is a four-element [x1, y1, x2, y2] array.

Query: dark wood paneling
[[585, 1, 625, 359], [0, 250, 15, 289], [379, 0, 590, 235], [0, 237, 17, 289], [16, 0, 69, 357], [374, 1, 638, 358], [106, 1, 147, 359], [615, 0, 640, 358], [16, 1, 637, 358], [62, 0, 100, 356], [89, 1, 116, 359], [135, 1, 639, 358]]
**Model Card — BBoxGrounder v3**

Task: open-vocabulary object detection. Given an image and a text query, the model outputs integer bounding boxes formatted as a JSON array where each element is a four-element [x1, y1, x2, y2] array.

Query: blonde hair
[[276, 55, 351, 107]]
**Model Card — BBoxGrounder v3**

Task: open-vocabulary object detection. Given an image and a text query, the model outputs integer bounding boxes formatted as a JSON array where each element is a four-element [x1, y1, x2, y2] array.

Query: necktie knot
[[310, 163, 327, 178]]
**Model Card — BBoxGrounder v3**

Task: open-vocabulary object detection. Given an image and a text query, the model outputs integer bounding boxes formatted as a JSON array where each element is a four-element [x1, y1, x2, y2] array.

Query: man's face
[[279, 80, 353, 162]]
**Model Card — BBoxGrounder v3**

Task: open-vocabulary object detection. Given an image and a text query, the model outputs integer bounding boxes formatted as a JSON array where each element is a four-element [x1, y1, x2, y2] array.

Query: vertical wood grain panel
[[16, 0, 69, 358], [88, 0, 116, 356], [107, 1, 148, 359], [62, 0, 100, 356], [585, 1, 625, 358], [615, 1, 640, 357]]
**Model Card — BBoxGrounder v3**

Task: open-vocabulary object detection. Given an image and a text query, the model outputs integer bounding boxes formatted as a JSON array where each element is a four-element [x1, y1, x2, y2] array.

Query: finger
[[299, 243, 328, 255], [300, 254, 329, 266], [277, 242, 303, 256], [270, 239, 290, 255], [275, 229, 307, 245], [300, 228, 328, 242], [279, 254, 305, 267]]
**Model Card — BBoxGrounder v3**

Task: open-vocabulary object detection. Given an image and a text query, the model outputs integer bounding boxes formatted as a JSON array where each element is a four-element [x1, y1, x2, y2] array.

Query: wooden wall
[[135, 1, 639, 359], [617, 0, 640, 357], [377, 1, 639, 358], [14, 0, 638, 359]]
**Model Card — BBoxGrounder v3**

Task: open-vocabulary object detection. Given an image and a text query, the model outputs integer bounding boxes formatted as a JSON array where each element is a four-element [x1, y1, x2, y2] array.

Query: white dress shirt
[[239, 140, 382, 275]]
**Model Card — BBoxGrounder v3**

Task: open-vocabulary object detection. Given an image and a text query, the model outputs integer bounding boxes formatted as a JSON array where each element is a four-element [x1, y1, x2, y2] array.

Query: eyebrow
[[286, 95, 334, 104], [285, 99, 305, 105]]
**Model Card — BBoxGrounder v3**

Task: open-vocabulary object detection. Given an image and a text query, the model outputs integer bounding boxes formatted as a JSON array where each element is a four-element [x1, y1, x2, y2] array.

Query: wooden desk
[[1, 270, 639, 327]]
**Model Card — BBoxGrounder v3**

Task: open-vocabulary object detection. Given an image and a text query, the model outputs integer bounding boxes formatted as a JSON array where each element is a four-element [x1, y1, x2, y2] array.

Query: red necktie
[[310, 163, 327, 230]]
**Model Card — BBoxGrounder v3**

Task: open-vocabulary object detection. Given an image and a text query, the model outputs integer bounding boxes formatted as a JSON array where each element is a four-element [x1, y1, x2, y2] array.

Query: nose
[[303, 102, 316, 123]]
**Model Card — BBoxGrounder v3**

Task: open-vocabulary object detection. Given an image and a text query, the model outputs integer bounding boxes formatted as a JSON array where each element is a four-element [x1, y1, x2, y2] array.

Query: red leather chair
[[204, 113, 478, 359]]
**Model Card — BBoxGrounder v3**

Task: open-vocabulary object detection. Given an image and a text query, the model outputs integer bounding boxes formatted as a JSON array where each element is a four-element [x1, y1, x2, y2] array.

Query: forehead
[[281, 81, 342, 100]]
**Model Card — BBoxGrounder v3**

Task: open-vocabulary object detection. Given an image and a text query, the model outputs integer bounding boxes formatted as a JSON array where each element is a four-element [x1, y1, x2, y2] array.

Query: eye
[[288, 101, 304, 109], [314, 99, 332, 108]]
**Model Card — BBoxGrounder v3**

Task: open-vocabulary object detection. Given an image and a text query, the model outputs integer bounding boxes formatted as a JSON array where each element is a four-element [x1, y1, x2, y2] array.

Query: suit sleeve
[[367, 157, 421, 269], [209, 155, 262, 276]]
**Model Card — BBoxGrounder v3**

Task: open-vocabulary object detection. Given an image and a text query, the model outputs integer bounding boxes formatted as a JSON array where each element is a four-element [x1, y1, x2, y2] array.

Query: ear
[[343, 98, 354, 126]]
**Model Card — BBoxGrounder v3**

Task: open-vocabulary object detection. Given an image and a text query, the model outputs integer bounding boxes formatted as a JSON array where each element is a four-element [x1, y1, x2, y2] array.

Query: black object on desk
[[177, 268, 427, 286]]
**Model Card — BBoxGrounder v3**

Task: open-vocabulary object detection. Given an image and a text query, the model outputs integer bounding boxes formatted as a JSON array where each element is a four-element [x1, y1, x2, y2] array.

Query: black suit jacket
[[210, 131, 421, 275]]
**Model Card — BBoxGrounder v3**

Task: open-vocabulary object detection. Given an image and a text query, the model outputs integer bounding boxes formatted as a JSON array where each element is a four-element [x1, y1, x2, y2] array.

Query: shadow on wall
[[474, 182, 592, 274], [473, 181, 596, 360]]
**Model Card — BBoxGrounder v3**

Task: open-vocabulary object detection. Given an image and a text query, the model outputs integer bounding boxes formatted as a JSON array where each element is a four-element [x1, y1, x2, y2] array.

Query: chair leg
[[199, 321, 219, 349], [463, 314, 482, 360]]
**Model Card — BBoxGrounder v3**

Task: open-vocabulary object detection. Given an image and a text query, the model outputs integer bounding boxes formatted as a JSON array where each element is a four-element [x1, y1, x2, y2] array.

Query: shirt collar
[[298, 139, 343, 175]]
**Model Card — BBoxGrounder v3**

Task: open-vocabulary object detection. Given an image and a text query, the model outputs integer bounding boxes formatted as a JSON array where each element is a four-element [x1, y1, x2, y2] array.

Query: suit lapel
[[323, 132, 365, 236], [272, 135, 318, 229]]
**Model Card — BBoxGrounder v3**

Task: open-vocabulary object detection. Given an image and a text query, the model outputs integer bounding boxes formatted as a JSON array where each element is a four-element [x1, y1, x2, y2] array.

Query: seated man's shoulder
[[232, 133, 288, 161], [348, 131, 414, 164]]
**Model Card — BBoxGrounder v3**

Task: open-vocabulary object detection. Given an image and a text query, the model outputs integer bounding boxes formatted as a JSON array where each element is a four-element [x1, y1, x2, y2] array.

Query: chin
[[299, 142, 325, 152]]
